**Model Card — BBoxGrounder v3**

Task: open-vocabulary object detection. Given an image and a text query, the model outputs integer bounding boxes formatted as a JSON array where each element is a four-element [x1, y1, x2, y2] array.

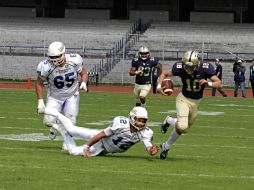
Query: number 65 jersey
[[37, 53, 83, 101], [101, 116, 154, 154]]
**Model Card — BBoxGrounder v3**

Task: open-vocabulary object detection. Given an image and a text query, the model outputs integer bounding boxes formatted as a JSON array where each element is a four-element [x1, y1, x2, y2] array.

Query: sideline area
[[0, 83, 253, 98]]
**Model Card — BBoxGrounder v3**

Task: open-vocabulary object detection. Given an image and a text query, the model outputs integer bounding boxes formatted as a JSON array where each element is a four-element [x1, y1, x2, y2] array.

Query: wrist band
[[157, 84, 162, 89], [38, 99, 44, 104]]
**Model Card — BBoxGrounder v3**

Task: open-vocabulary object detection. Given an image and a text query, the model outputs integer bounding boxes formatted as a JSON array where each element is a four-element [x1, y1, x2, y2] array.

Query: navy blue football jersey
[[172, 61, 215, 99], [132, 57, 159, 85]]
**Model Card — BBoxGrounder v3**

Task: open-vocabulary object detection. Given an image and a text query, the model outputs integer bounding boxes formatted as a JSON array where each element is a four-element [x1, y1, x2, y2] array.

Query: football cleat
[[161, 116, 171, 134], [49, 127, 57, 140], [160, 143, 169, 160]]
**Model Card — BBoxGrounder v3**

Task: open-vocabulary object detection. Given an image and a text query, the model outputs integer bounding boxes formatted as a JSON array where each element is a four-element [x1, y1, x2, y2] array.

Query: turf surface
[[0, 88, 253, 190]]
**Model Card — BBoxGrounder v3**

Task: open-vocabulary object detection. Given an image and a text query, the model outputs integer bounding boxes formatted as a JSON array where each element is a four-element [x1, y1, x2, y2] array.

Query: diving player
[[44, 106, 160, 157]]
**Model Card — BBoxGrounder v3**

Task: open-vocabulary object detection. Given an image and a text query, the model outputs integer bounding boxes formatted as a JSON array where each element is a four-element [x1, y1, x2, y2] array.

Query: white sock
[[164, 128, 181, 150], [53, 124, 76, 151], [165, 117, 177, 127]]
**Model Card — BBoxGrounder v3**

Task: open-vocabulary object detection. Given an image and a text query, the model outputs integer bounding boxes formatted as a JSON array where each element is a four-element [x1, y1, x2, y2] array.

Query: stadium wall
[[0, 7, 36, 18]]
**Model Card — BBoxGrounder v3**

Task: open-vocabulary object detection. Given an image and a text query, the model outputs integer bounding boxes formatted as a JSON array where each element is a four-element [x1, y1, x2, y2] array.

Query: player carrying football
[[157, 50, 222, 160]]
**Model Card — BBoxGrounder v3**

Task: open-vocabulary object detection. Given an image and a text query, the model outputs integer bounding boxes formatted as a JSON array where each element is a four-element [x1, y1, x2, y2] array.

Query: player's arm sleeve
[[141, 129, 154, 149], [36, 62, 47, 81], [103, 117, 120, 136], [75, 54, 84, 73], [129, 59, 137, 76], [171, 62, 181, 76]]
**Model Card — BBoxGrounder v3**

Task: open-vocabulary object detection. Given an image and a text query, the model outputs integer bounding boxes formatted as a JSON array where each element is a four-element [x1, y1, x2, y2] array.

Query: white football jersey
[[101, 116, 153, 153], [37, 53, 83, 101]]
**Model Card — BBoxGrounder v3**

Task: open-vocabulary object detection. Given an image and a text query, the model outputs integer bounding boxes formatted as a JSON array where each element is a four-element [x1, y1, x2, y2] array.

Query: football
[[162, 78, 173, 96]]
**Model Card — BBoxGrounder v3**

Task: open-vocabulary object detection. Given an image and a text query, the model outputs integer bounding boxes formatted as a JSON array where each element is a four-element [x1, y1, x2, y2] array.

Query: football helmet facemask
[[138, 46, 150, 60], [182, 50, 200, 74], [129, 106, 148, 131], [47, 42, 66, 66]]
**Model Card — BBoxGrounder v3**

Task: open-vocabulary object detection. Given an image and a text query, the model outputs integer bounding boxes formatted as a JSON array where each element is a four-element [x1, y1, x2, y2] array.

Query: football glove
[[79, 82, 88, 92], [148, 145, 160, 156], [37, 99, 45, 114]]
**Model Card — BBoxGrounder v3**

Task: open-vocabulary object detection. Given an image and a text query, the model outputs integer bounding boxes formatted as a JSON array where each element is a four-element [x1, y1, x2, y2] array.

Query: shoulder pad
[[66, 53, 83, 66], [202, 62, 210, 69], [43, 59, 49, 65]]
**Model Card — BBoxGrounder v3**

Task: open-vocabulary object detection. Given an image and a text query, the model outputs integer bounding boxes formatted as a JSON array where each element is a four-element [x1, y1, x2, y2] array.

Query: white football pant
[[43, 93, 80, 126], [49, 110, 104, 156]]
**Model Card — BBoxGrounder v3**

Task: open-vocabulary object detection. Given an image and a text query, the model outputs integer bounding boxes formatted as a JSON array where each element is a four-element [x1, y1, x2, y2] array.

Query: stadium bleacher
[[1, 18, 254, 87]]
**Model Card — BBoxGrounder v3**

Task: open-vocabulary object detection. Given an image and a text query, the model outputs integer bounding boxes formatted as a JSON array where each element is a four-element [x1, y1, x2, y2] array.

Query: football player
[[36, 41, 88, 144], [157, 50, 222, 160], [44, 106, 160, 157], [129, 46, 162, 107]]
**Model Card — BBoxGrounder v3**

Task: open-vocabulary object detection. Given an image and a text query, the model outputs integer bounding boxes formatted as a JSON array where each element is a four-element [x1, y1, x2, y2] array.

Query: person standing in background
[[211, 58, 227, 97], [249, 58, 254, 97], [233, 59, 246, 98]]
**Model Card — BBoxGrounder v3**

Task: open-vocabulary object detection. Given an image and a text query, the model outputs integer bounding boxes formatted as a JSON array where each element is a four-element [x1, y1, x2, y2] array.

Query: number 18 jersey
[[172, 61, 215, 99], [37, 53, 83, 101]]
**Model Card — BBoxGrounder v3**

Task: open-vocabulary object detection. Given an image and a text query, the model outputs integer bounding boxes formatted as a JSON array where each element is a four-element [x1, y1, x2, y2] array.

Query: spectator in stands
[[156, 50, 222, 160], [249, 58, 254, 97], [211, 58, 227, 97], [233, 59, 246, 98], [43, 106, 159, 157], [129, 46, 162, 107], [36, 41, 88, 147]]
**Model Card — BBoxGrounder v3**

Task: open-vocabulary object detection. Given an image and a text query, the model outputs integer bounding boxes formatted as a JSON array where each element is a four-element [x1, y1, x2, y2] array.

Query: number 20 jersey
[[37, 53, 83, 101], [101, 116, 153, 153]]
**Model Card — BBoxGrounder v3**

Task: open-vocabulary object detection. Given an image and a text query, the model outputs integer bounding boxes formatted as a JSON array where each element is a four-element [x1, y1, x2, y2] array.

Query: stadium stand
[[0, 17, 140, 81], [130, 21, 254, 53], [1, 18, 254, 87]]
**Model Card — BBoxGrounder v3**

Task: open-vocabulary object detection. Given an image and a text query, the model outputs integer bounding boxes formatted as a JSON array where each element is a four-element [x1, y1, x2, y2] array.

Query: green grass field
[[0, 88, 253, 190]]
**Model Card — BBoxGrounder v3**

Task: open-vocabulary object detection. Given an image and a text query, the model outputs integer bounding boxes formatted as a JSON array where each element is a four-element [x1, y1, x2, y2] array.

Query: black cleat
[[160, 143, 169, 160], [49, 127, 57, 140], [136, 103, 141, 106]]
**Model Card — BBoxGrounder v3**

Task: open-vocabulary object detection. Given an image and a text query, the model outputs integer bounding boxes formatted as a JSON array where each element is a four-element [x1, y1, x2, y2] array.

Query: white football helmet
[[138, 46, 150, 60], [47, 41, 66, 66], [129, 106, 148, 130], [182, 50, 200, 74]]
